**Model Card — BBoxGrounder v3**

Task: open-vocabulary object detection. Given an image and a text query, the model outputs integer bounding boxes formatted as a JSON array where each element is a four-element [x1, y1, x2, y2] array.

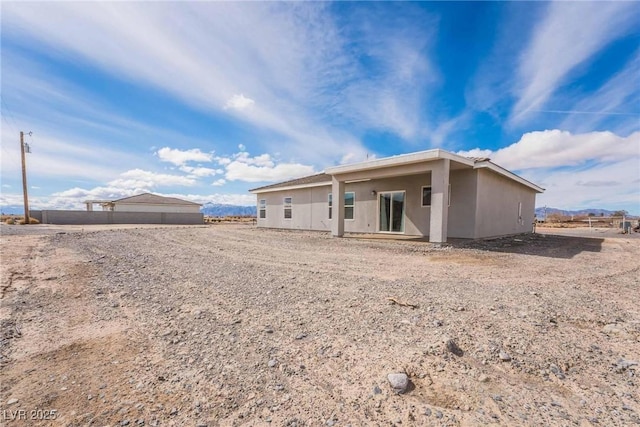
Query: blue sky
[[1, 2, 639, 213]]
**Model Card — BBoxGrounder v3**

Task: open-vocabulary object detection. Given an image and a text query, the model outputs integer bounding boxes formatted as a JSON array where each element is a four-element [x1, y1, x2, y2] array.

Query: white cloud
[[238, 144, 246, 151], [340, 153, 357, 165], [178, 166, 220, 178], [215, 156, 232, 166], [456, 148, 493, 160], [484, 130, 640, 170], [218, 151, 315, 183], [156, 147, 213, 166], [511, 2, 638, 124], [52, 186, 138, 201], [212, 179, 226, 187], [225, 162, 315, 183], [108, 169, 197, 190], [461, 130, 640, 213], [224, 94, 255, 111], [522, 158, 640, 213]]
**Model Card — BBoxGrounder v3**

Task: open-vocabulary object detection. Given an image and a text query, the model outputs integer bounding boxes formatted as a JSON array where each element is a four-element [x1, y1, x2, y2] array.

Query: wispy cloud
[[510, 2, 638, 124], [1, 131, 128, 182], [2, 2, 441, 163], [224, 94, 255, 111], [557, 49, 640, 134]]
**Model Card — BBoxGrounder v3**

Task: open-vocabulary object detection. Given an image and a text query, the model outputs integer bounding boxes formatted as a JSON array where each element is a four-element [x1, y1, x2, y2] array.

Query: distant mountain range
[[535, 207, 631, 218], [200, 203, 256, 217]]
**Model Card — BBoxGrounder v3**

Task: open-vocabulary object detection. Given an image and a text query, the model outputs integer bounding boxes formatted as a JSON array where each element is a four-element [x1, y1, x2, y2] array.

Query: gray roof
[[249, 173, 331, 192], [112, 193, 201, 206]]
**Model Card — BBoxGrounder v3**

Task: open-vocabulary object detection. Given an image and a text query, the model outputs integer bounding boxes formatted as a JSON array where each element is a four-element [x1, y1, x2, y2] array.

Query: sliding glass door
[[379, 191, 405, 233]]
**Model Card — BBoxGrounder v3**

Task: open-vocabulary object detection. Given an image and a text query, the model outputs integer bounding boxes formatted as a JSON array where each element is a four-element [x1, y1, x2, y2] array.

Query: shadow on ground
[[346, 231, 606, 259], [453, 233, 604, 259]]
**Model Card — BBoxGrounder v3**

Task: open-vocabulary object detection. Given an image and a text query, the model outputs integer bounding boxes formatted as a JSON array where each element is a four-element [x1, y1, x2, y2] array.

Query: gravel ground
[[1, 224, 638, 426]]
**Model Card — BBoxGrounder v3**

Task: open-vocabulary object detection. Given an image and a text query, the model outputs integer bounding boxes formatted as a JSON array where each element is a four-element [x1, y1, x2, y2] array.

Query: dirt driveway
[[1, 224, 638, 426]]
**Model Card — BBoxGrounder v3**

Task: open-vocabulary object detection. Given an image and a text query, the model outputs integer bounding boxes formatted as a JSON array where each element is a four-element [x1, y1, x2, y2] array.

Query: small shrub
[[5, 218, 15, 225], [17, 217, 40, 225]]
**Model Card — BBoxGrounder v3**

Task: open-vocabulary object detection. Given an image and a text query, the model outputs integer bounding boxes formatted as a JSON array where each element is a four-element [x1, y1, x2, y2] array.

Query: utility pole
[[20, 131, 31, 224]]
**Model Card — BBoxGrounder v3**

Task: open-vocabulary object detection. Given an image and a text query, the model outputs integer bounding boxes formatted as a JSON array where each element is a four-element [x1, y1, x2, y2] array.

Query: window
[[422, 185, 451, 207], [283, 197, 292, 219], [345, 192, 355, 220], [421, 186, 432, 207], [259, 199, 266, 219], [328, 192, 355, 220]]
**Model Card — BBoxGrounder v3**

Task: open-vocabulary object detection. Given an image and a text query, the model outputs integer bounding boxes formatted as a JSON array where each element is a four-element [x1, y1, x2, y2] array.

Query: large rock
[[387, 373, 409, 394]]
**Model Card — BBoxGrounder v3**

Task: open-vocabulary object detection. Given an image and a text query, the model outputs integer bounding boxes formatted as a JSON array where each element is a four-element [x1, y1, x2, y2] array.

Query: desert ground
[[1, 223, 638, 426]]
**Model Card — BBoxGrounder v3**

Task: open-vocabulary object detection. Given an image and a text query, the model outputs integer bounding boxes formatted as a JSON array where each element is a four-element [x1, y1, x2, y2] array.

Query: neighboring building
[[85, 193, 201, 213], [32, 193, 203, 225], [249, 149, 544, 243]]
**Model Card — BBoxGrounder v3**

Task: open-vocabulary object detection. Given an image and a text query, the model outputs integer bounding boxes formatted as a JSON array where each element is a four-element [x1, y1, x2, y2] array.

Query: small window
[[345, 192, 355, 220], [422, 185, 451, 206], [259, 199, 266, 219], [421, 186, 431, 207], [284, 197, 292, 219], [328, 192, 355, 219]]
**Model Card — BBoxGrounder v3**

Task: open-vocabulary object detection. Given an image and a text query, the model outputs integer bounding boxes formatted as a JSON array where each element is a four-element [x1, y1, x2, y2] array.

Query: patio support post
[[429, 159, 450, 243], [331, 176, 345, 237]]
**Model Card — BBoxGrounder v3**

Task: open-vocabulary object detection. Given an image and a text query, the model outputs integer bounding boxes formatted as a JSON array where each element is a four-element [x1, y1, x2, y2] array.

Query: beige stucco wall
[[113, 203, 200, 213], [257, 186, 331, 231], [474, 168, 536, 238], [256, 173, 441, 236], [446, 169, 477, 239]]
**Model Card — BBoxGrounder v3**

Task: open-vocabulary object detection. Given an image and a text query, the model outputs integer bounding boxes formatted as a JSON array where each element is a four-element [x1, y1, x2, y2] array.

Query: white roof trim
[[250, 181, 331, 194], [325, 149, 475, 175], [250, 149, 544, 195], [474, 161, 544, 193]]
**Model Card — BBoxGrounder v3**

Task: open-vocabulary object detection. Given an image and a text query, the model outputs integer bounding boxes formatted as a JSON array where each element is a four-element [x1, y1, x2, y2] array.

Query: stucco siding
[[256, 174, 435, 236], [446, 169, 477, 239], [256, 186, 330, 230], [113, 203, 200, 213], [474, 169, 536, 238]]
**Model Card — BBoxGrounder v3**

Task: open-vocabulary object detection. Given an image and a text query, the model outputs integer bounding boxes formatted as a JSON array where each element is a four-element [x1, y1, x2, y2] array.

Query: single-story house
[[249, 149, 544, 243], [84, 193, 201, 213]]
